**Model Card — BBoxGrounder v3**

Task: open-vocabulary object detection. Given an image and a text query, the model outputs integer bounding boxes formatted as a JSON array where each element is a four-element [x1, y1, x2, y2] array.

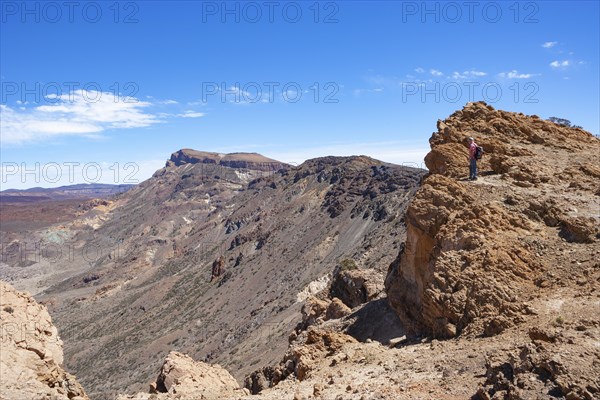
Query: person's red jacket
[[469, 142, 477, 160]]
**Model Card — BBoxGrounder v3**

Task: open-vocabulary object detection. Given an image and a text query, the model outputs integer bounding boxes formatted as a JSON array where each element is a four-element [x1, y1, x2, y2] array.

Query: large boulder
[[330, 263, 384, 309], [118, 351, 242, 399]]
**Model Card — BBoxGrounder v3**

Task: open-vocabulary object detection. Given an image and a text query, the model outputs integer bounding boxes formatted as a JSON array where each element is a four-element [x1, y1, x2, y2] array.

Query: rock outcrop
[[386, 102, 600, 338], [0, 281, 88, 400], [117, 351, 242, 399], [244, 326, 357, 394], [329, 264, 384, 308]]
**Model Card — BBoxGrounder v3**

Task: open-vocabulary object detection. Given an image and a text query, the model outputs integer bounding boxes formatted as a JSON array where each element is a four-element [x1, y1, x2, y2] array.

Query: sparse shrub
[[339, 258, 358, 271], [548, 116, 576, 128], [553, 316, 565, 326], [3, 306, 14, 314]]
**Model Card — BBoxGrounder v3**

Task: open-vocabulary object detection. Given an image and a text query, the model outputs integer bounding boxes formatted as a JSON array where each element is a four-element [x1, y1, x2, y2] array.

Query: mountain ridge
[[1, 102, 598, 400], [28, 149, 424, 398]]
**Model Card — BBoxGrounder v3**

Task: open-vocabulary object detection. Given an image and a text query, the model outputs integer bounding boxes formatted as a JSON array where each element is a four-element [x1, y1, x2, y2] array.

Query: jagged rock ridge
[[385, 101, 599, 338]]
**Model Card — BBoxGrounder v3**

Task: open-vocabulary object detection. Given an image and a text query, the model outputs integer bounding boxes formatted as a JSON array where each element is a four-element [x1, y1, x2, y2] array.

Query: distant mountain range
[[0, 183, 134, 202]]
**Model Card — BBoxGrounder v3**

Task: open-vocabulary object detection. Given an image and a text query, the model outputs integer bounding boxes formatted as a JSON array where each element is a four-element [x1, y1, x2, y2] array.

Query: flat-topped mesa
[[166, 149, 290, 172]]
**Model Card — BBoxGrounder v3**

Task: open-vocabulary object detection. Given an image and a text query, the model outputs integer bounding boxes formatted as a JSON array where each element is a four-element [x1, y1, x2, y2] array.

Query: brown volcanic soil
[[229, 290, 598, 400], [0, 184, 132, 232], [0, 199, 86, 232]]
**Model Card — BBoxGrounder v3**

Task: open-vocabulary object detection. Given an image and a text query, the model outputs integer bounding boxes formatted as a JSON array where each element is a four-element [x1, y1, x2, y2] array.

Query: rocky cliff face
[[165, 149, 290, 171], [385, 102, 599, 338], [0, 281, 88, 400]]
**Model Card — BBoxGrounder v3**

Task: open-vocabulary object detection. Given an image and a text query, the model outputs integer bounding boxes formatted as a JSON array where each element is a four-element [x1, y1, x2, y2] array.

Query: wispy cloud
[[498, 70, 538, 79], [1, 90, 162, 145], [177, 111, 205, 118], [414, 67, 425, 74], [430, 69, 443, 76], [550, 60, 570, 68], [542, 41, 558, 48], [451, 70, 487, 80]]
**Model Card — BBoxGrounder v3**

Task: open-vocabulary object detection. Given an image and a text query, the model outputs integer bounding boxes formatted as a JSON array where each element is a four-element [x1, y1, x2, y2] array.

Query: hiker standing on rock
[[468, 137, 478, 180]]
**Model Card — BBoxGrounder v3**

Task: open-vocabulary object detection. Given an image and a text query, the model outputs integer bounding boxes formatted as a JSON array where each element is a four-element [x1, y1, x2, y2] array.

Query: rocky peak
[[386, 102, 599, 338], [424, 101, 598, 179]]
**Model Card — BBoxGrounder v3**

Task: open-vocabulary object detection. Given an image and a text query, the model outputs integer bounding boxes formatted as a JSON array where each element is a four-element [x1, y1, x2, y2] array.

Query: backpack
[[475, 146, 484, 160]]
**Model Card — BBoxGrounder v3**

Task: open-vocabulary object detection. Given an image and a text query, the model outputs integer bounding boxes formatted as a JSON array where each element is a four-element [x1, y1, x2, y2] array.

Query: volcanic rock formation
[[165, 149, 290, 171], [385, 101, 599, 338], [117, 351, 243, 399], [0, 281, 88, 400]]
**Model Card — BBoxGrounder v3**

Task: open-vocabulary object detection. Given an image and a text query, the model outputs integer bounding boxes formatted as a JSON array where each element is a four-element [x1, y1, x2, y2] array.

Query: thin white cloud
[[160, 99, 179, 105], [1, 90, 161, 145], [415, 67, 425, 73], [542, 41, 558, 48], [177, 111, 205, 118], [498, 70, 537, 79], [550, 60, 570, 68], [450, 70, 487, 80], [469, 70, 487, 77], [430, 69, 443, 76]]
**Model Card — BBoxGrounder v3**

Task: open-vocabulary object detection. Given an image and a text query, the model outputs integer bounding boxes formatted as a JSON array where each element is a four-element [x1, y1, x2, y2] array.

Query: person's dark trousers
[[469, 158, 477, 179]]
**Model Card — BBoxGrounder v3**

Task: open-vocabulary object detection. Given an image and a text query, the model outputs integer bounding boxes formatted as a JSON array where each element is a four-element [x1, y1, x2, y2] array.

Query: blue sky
[[1, 0, 598, 188]]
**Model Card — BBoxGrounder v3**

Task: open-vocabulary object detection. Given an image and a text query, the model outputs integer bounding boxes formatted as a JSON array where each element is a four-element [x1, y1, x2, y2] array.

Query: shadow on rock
[[343, 298, 406, 345]]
